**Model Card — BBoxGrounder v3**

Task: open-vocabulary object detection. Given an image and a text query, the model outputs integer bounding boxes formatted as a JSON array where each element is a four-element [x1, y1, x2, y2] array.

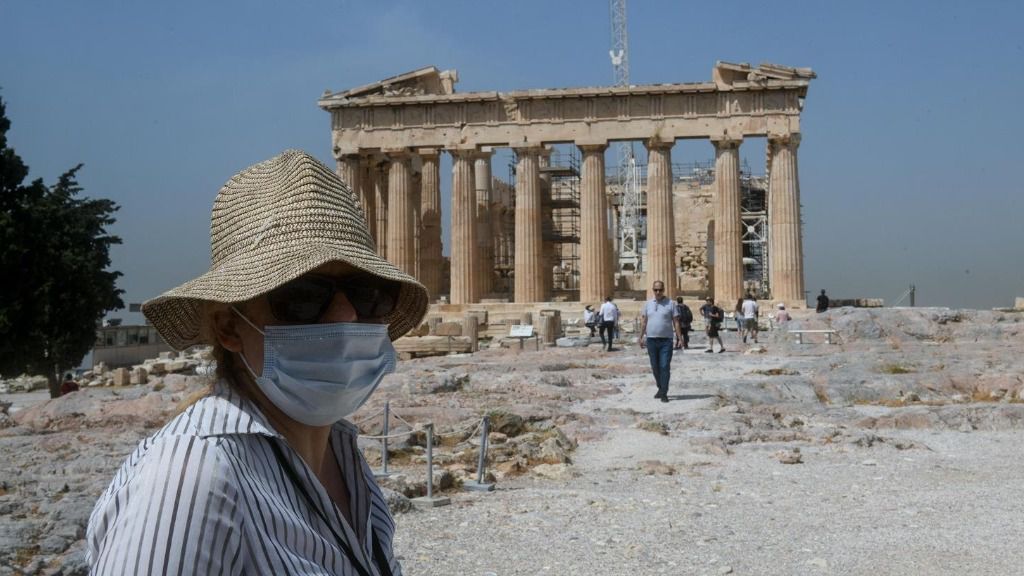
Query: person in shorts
[[741, 294, 759, 344], [700, 297, 725, 353]]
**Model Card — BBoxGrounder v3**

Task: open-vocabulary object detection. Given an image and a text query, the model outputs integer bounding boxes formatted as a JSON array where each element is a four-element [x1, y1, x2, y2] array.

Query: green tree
[[0, 97, 124, 397]]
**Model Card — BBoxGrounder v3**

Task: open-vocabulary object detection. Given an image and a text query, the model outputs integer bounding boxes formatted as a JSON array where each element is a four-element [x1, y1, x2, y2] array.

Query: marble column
[[412, 172, 422, 281], [712, 136, 744, 304], [418, 150, 442, 301], [645, 139, 677, 298], [386, 151, 416, 275], [359, 160, 376, 244], [514, 146, 546, 302], [768, 133, 805, 303], [336, 154, 370, 234], [450, 150, 478, 304], [539, 150, 554, 294], [579, 144, 612, 303], [374, 160, 389, 256], [474, 151, 494, 298]]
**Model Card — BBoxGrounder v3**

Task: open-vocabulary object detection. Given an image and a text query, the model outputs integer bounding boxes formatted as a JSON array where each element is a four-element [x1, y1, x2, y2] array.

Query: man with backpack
[[675, 296, 693, 349]]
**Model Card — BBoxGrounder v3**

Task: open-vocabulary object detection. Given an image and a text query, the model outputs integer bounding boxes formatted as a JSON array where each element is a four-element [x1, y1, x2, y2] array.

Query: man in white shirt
[[741, 294, 760, 344], [598, 296, 619, 351]]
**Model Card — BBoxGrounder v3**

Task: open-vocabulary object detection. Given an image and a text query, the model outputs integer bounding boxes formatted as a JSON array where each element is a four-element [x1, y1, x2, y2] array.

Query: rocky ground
[[1, 307, 1022, 575]]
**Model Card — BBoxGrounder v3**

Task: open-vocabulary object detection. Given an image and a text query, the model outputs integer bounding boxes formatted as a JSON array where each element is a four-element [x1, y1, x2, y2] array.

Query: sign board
[[509, 325, 534, 338]]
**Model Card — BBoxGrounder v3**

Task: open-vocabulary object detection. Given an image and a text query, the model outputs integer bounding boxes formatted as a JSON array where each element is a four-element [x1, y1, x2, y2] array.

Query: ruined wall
[[673, 179, 714, 295]]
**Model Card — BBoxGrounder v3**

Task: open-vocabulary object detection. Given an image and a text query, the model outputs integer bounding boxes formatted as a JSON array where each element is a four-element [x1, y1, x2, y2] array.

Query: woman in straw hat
[[86, 150, 427, 576]]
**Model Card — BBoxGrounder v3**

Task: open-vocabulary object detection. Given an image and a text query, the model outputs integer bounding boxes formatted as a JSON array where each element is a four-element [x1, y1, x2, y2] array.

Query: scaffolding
[[505, 148, 582, 298], [543, 149, 581, 295]]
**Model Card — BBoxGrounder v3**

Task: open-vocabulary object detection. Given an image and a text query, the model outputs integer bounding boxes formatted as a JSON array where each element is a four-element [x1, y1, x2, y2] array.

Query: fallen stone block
[[164, 360, 188, 373], [112, 368, 130, 387], [556, 336, 592, 348], [434, 322, 463, 337], [130, 367, 148, 386]]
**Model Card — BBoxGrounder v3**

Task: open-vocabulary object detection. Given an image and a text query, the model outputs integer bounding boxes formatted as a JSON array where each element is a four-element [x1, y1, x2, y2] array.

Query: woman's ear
[[212, 309, 243, 352]]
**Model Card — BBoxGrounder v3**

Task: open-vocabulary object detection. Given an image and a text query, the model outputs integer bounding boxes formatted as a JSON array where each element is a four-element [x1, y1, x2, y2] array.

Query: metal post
[[465, 416, 495, 492], [411, 421, 451, 508], [910, 284, 916, 307], [476, 416, 490, 484], [381, 401, 390, 475], [425, 423, 434, 499]]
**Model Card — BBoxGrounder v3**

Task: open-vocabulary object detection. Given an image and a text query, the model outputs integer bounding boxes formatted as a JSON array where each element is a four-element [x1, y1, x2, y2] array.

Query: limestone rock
[[639, 460, 676, 475], [775, 447, 803, 464], [380, 488, 412, 514], [531, 463, 576, 480]]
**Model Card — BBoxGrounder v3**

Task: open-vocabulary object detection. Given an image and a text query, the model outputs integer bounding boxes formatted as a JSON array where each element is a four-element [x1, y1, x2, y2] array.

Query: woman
[[86, 150, 427, 575]]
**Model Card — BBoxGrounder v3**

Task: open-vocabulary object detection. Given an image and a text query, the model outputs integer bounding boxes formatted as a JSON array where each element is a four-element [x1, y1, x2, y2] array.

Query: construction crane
[[610, 0, 643, 272]]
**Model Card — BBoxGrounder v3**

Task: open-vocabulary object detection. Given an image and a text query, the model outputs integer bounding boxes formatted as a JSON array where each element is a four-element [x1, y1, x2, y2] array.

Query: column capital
[[382, 147, 412, 159], [710, 135, 742, 150], [644, 137, 675, 151], [332, 146, 361, 160], [768, 132, 802, 149], [577, 143, 608, 153], [509, 142, 545, 155], [446, 148, 478, 160]]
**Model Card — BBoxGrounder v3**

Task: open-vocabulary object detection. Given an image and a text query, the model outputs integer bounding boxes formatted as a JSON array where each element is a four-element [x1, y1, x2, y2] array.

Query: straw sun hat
[[142, 149, 429, 350]]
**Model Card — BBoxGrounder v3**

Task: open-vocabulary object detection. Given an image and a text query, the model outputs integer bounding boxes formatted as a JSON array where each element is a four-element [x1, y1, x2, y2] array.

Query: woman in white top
[[86, 150, 428, 575]]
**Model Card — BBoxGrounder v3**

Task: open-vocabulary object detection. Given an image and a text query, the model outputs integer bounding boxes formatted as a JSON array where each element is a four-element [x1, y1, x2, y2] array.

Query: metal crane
[[609, 0, 643, 272]]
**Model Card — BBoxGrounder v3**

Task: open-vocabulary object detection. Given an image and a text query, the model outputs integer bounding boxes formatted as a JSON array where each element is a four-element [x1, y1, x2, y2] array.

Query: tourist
[[741, 294, 760, 344], [701, 297, 725, 353], [675, 296, 693, 349], [86, 150, 426, 575], [640, 281, 682, 402], [599, 296, 619, 351], [816, 289, 830, 313], [59, 373, 79, 396], [775, 303, 792, 323], [583, 304, 597, 337]]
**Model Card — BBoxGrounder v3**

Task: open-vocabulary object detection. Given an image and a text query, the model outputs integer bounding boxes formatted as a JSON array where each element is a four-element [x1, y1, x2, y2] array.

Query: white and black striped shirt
[[86, 383, 401, 576]]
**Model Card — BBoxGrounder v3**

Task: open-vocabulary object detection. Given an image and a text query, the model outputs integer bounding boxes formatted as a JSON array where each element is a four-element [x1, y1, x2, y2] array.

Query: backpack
[[677, 304, 693, 325]]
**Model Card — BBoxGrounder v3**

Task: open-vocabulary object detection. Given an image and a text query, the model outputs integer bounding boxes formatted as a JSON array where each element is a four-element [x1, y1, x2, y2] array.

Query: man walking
[[675, 296, 693, 349], [599, 296, 619, 351], [741, 293, 760, 344], [640, 281, 682, 402], [700, 296, 726, 353]]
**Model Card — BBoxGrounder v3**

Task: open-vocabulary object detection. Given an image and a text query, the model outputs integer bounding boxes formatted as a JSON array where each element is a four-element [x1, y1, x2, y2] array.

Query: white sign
[[509, 325, 534, 338]]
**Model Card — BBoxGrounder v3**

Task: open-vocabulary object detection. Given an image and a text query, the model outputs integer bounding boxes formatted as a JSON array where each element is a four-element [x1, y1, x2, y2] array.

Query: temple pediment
[[322, 66, 459, 102], [713, 61, 817, 89]]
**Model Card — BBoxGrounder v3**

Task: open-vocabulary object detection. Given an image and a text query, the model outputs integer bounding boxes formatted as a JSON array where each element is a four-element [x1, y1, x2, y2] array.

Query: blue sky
[[2, 0, 1022, 315]]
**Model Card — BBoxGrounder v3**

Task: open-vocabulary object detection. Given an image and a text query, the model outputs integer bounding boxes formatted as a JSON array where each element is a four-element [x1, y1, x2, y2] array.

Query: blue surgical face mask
[[233, 308, 396, 426]]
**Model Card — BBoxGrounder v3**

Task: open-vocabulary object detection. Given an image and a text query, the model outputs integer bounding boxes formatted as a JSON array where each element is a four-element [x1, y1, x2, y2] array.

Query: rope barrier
[[350, 406, 386, 427], [359, 427, 423, 441]]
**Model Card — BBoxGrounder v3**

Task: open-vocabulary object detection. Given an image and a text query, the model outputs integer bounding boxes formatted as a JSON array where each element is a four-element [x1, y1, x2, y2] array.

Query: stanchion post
[[411, 422, 451, 508], [426, 423, 434, 498], [464, 415, 495, 492]]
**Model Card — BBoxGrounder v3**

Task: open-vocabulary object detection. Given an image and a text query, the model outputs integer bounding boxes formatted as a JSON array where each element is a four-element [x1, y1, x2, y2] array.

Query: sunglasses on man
[[266, 273, 400, 324]]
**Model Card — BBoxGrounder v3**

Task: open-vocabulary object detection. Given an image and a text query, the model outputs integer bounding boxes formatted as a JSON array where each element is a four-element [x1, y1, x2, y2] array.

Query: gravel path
[[392, 336, 1024, 576]]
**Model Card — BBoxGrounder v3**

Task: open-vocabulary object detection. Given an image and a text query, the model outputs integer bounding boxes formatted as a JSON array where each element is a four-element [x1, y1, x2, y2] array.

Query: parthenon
[[319, 61, 816, 307]]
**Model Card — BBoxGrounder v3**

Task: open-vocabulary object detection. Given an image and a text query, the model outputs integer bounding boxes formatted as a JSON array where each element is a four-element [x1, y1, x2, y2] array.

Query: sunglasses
[[266, 273, 400, 324], [653, 288, 664, 292]]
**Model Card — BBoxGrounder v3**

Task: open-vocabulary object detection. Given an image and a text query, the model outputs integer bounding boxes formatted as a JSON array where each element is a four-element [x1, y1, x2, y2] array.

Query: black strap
[[268, 439, 393, 576]]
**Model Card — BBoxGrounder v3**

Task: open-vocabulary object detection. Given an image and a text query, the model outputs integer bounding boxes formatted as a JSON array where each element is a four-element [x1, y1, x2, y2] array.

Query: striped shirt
[[86, 383, 401, 576]]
